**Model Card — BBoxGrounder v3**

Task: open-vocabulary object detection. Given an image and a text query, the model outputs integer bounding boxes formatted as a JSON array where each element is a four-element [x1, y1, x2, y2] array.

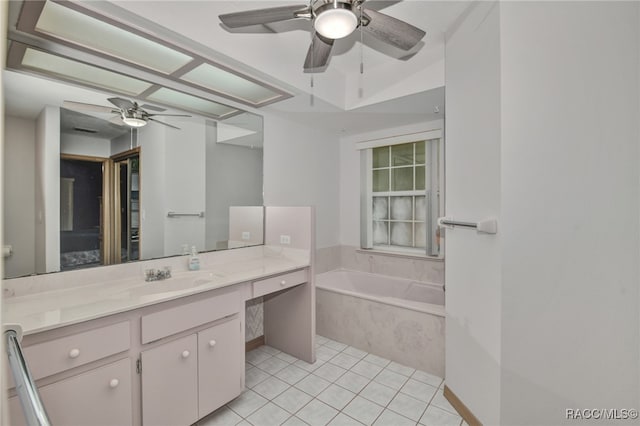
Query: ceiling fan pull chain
[[359, 4, 364, 74]]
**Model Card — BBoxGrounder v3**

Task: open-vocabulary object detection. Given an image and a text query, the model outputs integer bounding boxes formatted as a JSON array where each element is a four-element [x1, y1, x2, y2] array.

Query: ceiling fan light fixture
[[314, 6, 358, 39], [122, 116, 147, 128]]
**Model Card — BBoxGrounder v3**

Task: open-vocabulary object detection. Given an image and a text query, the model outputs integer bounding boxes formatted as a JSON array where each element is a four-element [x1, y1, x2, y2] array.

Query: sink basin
[[126, 272, 222, 298]]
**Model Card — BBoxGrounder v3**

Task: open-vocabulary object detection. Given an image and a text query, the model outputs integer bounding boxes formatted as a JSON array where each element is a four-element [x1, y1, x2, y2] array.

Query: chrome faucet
[[145, 267, 172, 282]]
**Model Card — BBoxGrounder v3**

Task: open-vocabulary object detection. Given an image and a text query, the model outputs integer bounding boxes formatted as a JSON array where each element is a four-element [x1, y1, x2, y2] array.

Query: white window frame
[[358, 128, 445, 258]]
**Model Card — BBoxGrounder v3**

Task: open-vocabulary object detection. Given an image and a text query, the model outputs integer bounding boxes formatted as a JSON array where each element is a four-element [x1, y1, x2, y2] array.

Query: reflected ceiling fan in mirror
[[219, 0, 426, 72], [63, 97, 191, 130]]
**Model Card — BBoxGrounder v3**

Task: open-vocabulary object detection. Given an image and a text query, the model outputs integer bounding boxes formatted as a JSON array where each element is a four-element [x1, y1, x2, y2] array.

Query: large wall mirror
[[3, 70, 264, 279]]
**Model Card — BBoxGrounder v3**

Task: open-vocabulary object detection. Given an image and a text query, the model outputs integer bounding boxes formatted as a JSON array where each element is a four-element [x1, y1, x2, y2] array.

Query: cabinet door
[[198, 317, 243, 418], [8, 358, 132, 426], [142, 334, 198, 426]]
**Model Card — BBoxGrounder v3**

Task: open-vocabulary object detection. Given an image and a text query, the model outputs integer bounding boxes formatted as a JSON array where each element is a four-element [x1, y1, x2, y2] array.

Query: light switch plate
[[280, 235, 291, 245]]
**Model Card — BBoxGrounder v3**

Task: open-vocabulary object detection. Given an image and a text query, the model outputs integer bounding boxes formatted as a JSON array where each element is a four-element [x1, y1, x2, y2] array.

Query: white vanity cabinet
[[141, 316, 243, 425], [141, 334, 199, 426]]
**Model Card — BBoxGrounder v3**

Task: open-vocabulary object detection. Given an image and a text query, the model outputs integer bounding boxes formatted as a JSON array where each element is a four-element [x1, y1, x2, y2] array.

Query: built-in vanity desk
[[3, 208, 315, 426]]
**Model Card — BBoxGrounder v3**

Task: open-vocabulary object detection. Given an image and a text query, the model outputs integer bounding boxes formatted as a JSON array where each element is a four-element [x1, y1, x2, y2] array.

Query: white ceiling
[[106, 0, 467, 110], [5, 1, 467, 136]]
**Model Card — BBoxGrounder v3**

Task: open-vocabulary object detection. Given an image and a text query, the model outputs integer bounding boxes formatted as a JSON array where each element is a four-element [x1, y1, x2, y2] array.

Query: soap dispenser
[[188, 246, 200, 271]]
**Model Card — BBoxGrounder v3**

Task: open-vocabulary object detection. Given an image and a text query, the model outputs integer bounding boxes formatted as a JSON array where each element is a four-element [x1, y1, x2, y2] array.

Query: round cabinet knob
[[280, 280, 286, 286], [208, 340, 217, 348], [109, 379, 119, 388], [181, 350, 190, 359], [69, 348, 80, 359]]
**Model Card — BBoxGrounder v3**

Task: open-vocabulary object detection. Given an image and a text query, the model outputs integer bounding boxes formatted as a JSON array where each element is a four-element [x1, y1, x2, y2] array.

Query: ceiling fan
[[62, 97, 191, 130], [219, 0, 426, 71]]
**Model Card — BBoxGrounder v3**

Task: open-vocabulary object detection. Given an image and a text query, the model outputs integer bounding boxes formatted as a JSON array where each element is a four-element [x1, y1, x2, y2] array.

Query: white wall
[[262, 112, 340, 249], [3, 116, 36, 278], [205, 122, 263, 250], [499, 2, 639, 423], [446, 2, 640, 424], [60, 133, 110, 157], [339, 121, 444, 248], [444, 2, 502, 424], [34, 106, 60, 274]]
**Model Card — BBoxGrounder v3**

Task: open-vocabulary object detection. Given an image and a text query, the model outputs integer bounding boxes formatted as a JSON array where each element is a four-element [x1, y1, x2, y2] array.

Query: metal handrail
[[5, 329, 51, 426]]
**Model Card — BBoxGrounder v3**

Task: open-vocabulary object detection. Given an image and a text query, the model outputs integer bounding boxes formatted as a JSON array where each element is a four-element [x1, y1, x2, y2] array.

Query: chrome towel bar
[[5, 326, 51, 426], [167, 211, 204, 218], [437, 217, 498, 234]]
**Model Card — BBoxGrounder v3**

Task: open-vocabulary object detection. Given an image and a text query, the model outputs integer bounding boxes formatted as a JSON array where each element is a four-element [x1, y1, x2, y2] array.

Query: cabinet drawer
[[22, 321, 130, 381], [141, 289, 242, 344], [9, 358, 132, 426], [253, 269, 307, 298]]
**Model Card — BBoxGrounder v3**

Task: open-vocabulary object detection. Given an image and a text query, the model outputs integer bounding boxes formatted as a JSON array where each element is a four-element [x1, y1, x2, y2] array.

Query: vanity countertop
[[3, 246, 310, 335]]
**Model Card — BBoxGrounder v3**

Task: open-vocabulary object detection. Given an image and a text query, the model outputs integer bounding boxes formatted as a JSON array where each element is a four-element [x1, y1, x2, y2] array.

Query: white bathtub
[[316, 269, 445, 376]]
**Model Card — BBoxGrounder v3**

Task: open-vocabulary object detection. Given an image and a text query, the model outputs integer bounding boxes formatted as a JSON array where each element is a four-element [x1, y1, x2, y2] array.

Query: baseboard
[[245, 335, 265, 352], [444, 385, 482, 426]]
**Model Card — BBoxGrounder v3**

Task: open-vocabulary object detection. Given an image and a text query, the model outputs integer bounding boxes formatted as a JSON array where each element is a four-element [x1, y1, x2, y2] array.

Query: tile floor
[[197, 336, 465, 426]]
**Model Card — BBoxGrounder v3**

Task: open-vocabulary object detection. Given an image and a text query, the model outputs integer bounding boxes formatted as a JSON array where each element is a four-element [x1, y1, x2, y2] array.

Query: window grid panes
[[371, 141, 427, 249]]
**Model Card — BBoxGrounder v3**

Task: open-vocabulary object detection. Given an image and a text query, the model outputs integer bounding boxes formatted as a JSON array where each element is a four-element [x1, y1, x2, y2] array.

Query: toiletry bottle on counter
[[188, 246, 200, 271]]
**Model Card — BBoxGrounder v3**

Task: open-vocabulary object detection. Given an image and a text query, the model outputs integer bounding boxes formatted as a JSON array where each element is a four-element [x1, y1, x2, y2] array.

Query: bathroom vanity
[[3, 207, 315, 426]]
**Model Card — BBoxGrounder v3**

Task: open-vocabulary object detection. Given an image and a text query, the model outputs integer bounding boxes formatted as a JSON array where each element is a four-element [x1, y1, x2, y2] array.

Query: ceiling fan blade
[[147, 113, 192, 118], [219, 5, 310, 28], [362, 9, 426, 51], [62, 100, 116, 114], [109, 115, 125, 126], [140, 103, 166, 112], [303, 34, 334, 71], [108, 97, 135, 110], [149, 117, 180, 130]]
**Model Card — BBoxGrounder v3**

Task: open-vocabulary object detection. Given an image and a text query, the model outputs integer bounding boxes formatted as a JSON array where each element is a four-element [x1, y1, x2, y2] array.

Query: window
[[359, 130, 443, 257]]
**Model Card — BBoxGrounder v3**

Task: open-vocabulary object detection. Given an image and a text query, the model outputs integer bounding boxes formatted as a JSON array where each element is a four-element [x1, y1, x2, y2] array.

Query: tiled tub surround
[[316, 270, 445, 377], [198, 337, 463, 426], [316, 246, 444, 284]]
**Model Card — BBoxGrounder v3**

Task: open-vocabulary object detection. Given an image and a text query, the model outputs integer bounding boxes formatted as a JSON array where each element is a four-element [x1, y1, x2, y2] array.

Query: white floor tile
[[419, 405, 461, 426], [227, 389, 268, 418], [247, 349, 273, 366], [363, 354, 390, 368], [276, 364, 310, 385], [342, 396, 385, 426], [276, 351, 300, 364], [314, 362, 347, 383], [295, 374, 332, 397], [328, 413, 365, 426], [257, 356, 291, 375], [386, 362, 415, 377], [316, 335, 330, 345], [273, 387, 314, 414], [294, 359, 326, 372], [297, 399, 339, 426], [374, 369, 409, 391], [373, 409, 416, 426], [350, 360, 384, 380], [246, 367, 271, 389], [411, 370, 444, 388], [430, 391, 458, 415], [399, 379, 438, 403], [342, 346, 368, 359], [324, 339, 349, 352], [259, 345, 282, 356], [252, 376, 290, 400], [283, 416, 311, 426], [236, 421, 252, 426], [360, 381, 397, 407], [317, 345, 340, 361], [334, 371, 371, 394], [387, 393, 428, 422], [246, 401, 291, 426], [330, 353, 361, 370], [198, 406, 243, 426], [317, 384, 356, 411]]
